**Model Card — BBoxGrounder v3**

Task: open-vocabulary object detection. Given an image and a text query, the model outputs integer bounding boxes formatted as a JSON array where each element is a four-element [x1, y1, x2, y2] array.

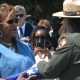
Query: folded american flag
[[6, 64, 40, 80], [6, 63, 58, 80]]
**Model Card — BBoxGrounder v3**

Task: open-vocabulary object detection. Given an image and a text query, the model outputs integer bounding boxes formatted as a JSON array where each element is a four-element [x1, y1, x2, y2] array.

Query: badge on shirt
[[58, 37, 67, 48]]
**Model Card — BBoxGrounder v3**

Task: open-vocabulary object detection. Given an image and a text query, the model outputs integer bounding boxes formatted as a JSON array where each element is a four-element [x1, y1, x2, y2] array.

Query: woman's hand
[[27, 75, 37, 80], [34, 47, 52, 62], [34, 47, 43, 56], [43, 48, 52, 59], [17, 72, 27, 80], [17, 72, 37, 80]]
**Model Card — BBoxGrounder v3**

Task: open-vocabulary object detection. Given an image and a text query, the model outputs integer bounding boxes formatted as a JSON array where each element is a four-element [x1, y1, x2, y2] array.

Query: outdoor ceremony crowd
[[0, 0, 80, 80]]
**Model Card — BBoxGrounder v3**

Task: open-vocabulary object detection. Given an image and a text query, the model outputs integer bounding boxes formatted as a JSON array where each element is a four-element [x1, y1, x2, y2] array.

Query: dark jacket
[[24, 22, 33, 37], [37, 33, 80, 80]]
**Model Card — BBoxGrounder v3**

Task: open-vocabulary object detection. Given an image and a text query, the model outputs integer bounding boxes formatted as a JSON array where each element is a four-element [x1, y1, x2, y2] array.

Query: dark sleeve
[[37, 44, 74, 78], [24, 23, 33, 37]]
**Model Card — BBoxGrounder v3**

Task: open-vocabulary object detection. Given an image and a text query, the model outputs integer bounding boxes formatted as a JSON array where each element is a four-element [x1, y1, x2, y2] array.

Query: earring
[[0, 31, 2, 38]]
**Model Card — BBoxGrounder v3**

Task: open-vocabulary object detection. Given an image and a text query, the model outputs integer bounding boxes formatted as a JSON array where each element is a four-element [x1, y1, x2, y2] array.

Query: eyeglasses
[[37, 26, 49, 31], [6, 19, 18, 24], [16, 14, 24, 18]]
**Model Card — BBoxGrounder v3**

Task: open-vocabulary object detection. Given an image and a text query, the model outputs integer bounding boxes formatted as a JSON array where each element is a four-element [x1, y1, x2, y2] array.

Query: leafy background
[[0, 0, 63, 21]]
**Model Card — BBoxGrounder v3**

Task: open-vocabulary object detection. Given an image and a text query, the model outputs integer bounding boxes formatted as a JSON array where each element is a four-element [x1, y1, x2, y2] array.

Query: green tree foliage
[[0, 0, 64, 20]]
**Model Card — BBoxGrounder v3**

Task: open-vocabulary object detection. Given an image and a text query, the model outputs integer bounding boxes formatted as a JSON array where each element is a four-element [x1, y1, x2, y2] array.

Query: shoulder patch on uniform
[[58, 37, 67, 48]]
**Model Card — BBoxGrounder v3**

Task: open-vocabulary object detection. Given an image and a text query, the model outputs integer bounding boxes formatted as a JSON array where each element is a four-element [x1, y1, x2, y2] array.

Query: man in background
[[14, 5, 33, 39]]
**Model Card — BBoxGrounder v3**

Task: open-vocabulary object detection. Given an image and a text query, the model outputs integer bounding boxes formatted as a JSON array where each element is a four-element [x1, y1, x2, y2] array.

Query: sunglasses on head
[[6, 19, 18, 24], [16, 14, 24, 18], [37, 26, 49, 31]]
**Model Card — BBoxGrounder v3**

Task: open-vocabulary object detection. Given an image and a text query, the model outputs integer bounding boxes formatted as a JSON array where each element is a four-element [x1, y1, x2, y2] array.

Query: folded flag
[[6, 64, 39, 80]]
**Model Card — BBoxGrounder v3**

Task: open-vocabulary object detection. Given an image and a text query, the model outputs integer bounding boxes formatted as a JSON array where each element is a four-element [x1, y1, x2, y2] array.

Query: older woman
[[0, 3, 35, 78]]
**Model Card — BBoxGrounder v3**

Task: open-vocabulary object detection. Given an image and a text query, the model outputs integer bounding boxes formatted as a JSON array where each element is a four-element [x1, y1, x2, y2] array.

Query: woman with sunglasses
[[0, 4, 35, 79], [30, 27, 54, 63], [37, 19, 57, 50]]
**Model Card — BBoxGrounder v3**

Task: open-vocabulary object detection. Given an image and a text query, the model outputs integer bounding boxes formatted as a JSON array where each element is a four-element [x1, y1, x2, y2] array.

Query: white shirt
[[17, 23, 26, 39]]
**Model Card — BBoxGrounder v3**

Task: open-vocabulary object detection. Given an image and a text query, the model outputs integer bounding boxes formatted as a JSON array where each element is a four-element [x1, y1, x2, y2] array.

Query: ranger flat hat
[[52, 0, 80, 18]]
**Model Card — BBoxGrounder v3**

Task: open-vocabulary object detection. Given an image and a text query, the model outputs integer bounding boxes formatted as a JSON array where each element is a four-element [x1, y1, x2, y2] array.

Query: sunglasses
[[6, 19, 18, 24], [16, 14, 24, 18], [37, 26, 49, 31]]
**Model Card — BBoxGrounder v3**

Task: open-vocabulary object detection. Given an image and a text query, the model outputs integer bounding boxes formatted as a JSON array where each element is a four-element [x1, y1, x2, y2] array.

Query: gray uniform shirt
[[37, 33, 80, 80]]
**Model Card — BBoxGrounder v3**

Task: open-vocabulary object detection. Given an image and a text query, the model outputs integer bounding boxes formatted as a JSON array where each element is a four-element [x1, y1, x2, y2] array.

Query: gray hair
[[14, 5, 26, 16]]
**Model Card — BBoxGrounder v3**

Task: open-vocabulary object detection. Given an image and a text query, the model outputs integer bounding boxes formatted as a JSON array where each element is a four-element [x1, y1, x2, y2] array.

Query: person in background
[[37, 19, 55, 50], [25, 15, 37, 30], [30, 26, 53, 62], [17, 0, 80, 80], [14, 5, 33, 40], [52, 17, 63, 50], [0, 3, 35, 78], [37, 19, 53, 37]]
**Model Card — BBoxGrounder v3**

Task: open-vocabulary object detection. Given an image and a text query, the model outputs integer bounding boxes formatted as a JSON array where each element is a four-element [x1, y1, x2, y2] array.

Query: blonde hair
[[0, 3, 13, 13], [0, 3, 14, 22], [5, 8, 15, 22], [0, 3, 14, 30]]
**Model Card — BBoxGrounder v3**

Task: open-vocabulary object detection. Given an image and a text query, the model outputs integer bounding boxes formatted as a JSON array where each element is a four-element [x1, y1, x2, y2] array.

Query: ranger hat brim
[[52, 0, 80, 18]]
